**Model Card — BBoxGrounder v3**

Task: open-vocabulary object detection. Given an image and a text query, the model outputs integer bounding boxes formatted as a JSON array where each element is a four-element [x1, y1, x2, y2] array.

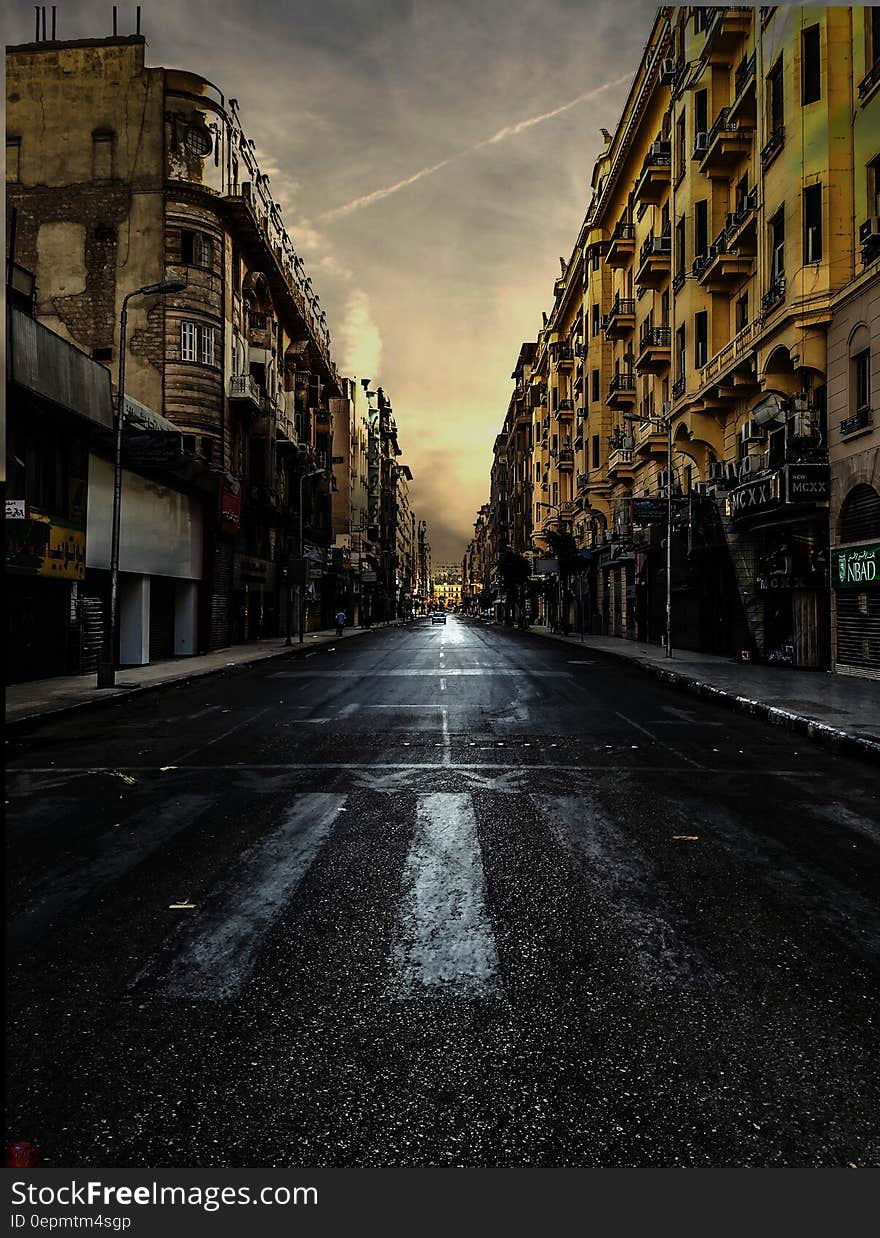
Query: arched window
[[839, 483, 880, 543]]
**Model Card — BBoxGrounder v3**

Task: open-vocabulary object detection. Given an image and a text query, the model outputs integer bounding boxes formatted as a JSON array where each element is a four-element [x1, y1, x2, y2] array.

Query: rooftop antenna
[[136, 6, 141, 34], [51, 5, 56, 38], [41, 5, 46, 39], [112, 5, 117, 36], [34, 6, 39, 40]]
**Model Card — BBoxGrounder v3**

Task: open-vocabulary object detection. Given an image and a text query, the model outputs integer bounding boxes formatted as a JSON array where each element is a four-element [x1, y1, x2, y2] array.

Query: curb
[[4, 628, 378, 735], [523, 626, 880, 766]]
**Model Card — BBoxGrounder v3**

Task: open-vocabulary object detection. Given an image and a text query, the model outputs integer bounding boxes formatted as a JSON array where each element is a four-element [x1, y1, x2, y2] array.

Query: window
[[180, 321, 216, 365], [201, 437, 215, 465], [869, 8, 880, 70], [6, 137, 21, 182], [694, 311, 708, 369], [770, 208, 785, 281], [675, 215, 686, 274], [675, 113, 686, 181], [181, 230, 213, 268], [736, 174, 749, 212], [592, 304, 600, 337], [180, 321, 198, 362], [592, 434, 600, 469], [695, 199, 708, 256], [694, 90, 708, 143], [803, 184, 823, 263], [592, 370, 600, 402], [676, 324, 686, 378], [92, 130, 114, 179], [661, 290, 670, 327], [736, 292, 749, 331], [868, 154, 880, 217], [768, 57, 784, 133], [802, 25, 821, 104], [854, 349, 871, 412], [591, 250, 600, 272]]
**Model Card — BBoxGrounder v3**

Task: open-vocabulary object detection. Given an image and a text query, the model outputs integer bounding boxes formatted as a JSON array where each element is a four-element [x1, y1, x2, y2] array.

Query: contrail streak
[[319, 71, 633, 222]]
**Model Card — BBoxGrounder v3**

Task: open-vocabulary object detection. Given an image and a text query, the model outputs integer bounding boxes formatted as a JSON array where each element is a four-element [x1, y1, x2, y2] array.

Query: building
[[476, 5, 880, 669], [6, 31, 340, 657], [432, 564, 463, 610], [6, 266, 207, 682]]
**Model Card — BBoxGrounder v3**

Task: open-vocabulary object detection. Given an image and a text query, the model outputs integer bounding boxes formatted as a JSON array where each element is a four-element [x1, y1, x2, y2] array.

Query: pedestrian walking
[[335, 608, 346, 636]]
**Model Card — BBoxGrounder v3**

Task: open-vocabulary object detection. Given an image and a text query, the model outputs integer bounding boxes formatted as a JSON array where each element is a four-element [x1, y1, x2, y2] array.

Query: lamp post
[[97, 278, 187, 688], [623, 407, 674, 659], [297, 467, 324, 644]]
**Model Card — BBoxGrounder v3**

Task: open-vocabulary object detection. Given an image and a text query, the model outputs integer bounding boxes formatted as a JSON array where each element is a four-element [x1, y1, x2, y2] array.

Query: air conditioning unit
[[657, 470, 670, 490], [693, 131, 710, 156], [708, 461, 728, 482], [740, 419, 765, 445], [858, 217, 880, 249], [692, 481, 715, 497], [660, 58, 680, 84], [723, 462, 739, 484], [788, 412, 815, 440], [738, 453, 765, 478]]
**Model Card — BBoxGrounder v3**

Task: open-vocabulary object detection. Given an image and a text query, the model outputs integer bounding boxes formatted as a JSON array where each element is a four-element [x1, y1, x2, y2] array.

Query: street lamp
[[98, 278, 187, 688], [296, 466, 324, 645], [623, 407, 674, 659]]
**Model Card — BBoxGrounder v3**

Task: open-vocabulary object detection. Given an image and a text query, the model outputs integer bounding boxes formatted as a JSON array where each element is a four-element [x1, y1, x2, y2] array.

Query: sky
[[6, 0, 658, 559]]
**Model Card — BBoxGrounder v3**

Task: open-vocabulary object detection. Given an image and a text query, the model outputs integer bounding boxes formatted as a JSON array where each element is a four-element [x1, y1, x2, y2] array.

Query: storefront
[[232, 554, 275, 642], [727, 464, 830, 668], [832, 539, 880, 679]]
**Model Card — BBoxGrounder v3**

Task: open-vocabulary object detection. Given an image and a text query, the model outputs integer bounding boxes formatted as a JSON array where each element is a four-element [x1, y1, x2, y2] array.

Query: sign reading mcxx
[[729, 472, 781, 519]]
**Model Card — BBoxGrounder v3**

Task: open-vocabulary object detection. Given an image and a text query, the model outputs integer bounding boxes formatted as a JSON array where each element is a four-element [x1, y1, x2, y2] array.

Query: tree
[[499, 548, 531, 626]]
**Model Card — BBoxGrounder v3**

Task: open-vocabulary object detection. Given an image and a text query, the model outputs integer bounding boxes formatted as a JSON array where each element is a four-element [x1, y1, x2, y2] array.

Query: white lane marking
[[176, 706, 272, 763], [391, 793, 499, 997], [615, 710, 705, 769], [338, 702, 361, 718], [440, 677, 447, 691], [269, 669, 572, 677], [442, 709, 451, 766], [365, 704, 444, 709], [11, 795, 212, 942], [164, 793, 345, 999]]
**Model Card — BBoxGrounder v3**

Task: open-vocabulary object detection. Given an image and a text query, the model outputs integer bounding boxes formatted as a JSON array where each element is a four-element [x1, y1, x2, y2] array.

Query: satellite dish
[[751, 393, 786, 426]]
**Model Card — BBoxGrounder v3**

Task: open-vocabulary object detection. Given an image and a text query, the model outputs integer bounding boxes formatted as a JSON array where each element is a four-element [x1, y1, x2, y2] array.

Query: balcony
[[577, 471, 590, 492], [672, 375, 686, 401], [633, 141, 671, 206], [603, 296, 636, 340], [635, 233, 671, 288], [695, 231, 754, 291], [606, 221, 636, 269], [554, 346, 575, 372], [557, 448, 574, 470], [606, 446, 638, 479], [228, 373, 263, 414], [605, 372, 637, 408], [729, 51, 757, 126], [699, 108, 753, 176], [703, 6, 752, 59], [840, 406, 874, 437], [760, 125, 785, 171], [724, 186, 759, 255], [761, 275, 786, 316], [556, 398, 575, 420], [859, 58, 880, 101], [635, 325, 671, 373], [634, 416, 668, 457]]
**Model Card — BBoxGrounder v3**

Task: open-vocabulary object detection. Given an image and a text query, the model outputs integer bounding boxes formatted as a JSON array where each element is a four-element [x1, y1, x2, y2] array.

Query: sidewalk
[[5, 625, 379, 729], [525, 624, 880, 762]]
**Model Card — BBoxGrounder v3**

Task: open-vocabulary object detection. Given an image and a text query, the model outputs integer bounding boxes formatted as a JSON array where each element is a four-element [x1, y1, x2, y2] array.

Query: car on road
[[431, 611, 447, 624]]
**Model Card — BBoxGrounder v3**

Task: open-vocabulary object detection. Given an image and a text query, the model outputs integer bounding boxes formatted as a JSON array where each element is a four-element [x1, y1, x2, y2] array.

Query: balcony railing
[[859, 59, 880, 100], [672, 375, 686, 400], [604, 296, 636, 338], [577, 472, 590, 491], [840, 406, 874, 436], [557, 448, 574, 466], [725, 185, 759, 237], [606, 221, 636, 268], [557, 398, 575, 413], [672, 269, 686, 294], [639, 325, 672, 350], [761, 275, 786, 315], [608, 372, 636, 396], [640, 233, 671, 265], [735, 50, 756, 98], [760, 125, 785, 169], [228, 373, 263, 407]]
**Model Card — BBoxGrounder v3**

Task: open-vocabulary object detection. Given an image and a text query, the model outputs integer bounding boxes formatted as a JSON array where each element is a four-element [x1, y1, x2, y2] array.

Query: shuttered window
[[180, 321, 197, 362]]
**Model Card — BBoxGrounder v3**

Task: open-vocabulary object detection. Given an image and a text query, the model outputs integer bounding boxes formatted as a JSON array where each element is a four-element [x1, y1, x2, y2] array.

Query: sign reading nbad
[[832, 542, 880, 589]]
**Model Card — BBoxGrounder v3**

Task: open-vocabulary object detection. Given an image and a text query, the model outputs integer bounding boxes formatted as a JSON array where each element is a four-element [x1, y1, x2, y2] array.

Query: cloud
[[318, 70, 634, 223], [337, 289, 382, 378]]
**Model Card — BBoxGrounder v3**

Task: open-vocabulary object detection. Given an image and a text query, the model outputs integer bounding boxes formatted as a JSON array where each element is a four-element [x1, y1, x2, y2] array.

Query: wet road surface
[[5, 618, 880, 1166]]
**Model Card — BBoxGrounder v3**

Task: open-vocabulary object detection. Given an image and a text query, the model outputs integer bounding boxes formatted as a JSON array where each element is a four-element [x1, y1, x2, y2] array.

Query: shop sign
[[785, 464, 830, 504], [122, 430, 184, 469], [6, 499, 27, 519], [233, 555, 272, 587], [534, 558, 559, 575], [218, 479, 242, 534], [728, 472, 782, 520], [6, 513, 85, 580], [832, 542, 880, 590], [631, 497, 666, 524]]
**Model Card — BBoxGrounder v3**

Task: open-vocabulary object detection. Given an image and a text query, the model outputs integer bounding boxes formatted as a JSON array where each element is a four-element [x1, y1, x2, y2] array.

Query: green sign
[[832, 542, 880, 589]]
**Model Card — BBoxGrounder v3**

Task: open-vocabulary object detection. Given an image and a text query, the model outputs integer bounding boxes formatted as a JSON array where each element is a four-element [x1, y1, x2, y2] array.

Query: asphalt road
[[5, 618, 880, 1167]]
